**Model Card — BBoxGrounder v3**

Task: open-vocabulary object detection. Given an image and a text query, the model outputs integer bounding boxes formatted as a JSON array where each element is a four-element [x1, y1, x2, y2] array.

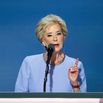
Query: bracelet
[[72, 84, 80, 88], [71, 82, 80, 88]]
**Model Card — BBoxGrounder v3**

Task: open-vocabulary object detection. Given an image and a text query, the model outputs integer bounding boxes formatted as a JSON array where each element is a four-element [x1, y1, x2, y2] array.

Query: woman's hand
[[68, 58, 79, 83], [68, 58, 80, 92]]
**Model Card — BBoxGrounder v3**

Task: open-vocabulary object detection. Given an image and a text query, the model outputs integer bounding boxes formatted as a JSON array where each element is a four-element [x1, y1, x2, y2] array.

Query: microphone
[[43, 44, 54, 92], [46, 44, 54, 64]]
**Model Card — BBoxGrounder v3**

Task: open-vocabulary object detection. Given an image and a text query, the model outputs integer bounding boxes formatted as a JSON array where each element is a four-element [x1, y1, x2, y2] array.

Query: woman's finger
[[74, 58, 79, 67]]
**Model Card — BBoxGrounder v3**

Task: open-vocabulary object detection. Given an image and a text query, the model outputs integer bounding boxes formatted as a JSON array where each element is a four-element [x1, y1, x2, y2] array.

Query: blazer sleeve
[[79, 61, 87, 92], [15, 57, 30, 92]]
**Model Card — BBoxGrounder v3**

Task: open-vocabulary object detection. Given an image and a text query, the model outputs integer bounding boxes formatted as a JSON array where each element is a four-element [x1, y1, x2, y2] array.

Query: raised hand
[[68, 58, 79, 84]]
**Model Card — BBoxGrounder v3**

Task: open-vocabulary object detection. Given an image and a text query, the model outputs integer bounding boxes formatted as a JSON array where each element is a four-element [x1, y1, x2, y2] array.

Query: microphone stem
[[43, 44, 54, 92], [43, 62, 49, 92]]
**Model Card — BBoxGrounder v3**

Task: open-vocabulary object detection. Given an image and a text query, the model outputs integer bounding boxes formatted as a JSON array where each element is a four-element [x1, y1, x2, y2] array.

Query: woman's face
[[42, 23, 65, 53]]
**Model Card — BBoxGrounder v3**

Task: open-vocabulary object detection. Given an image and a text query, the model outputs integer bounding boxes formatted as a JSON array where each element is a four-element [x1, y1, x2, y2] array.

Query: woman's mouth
[[54, 44, 59, 47], [53, 44, 60, 50]]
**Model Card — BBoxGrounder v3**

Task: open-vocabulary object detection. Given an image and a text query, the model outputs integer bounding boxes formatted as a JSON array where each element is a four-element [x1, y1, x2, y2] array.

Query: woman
[[15, 14, 87, 92]]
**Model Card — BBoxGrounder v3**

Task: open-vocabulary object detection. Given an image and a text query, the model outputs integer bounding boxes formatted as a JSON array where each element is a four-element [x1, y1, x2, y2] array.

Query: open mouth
[[54, 44, 59, 47]]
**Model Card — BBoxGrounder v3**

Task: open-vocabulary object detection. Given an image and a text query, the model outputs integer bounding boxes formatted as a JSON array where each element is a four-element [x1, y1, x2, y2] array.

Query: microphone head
[[47, 44, 55, 52], [46, 44, 54, 64]]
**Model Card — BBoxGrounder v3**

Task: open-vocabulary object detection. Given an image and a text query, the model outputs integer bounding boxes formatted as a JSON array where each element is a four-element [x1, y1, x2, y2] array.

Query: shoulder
[[23, 53, 43, 63], [65, 55, 76, 62], [65, 55, 83, 68]]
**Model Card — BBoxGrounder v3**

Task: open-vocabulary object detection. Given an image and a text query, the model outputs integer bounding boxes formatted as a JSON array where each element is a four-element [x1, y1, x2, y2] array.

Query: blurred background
[[0, 0, 103, 92]]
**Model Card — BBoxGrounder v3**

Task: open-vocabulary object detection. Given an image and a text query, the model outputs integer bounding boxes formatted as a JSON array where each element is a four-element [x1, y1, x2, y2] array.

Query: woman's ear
[[42, 41, 46, 46], [41, 38, 46, 46], [41, 38, 48, 48], [41, 41, 48, 50]]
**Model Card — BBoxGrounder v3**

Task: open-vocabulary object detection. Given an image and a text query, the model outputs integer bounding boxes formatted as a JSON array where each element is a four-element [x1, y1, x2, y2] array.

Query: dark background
[[0, 0, 103, 92]]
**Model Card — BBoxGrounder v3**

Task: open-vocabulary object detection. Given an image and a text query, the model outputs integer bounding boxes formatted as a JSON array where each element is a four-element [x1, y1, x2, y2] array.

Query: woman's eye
[[47, 35, 52, 37], [57, 32, 62, 35]]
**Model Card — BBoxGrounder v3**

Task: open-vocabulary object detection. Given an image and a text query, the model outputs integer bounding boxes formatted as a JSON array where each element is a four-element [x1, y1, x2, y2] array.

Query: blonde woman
[[15, 14, 87, 92]]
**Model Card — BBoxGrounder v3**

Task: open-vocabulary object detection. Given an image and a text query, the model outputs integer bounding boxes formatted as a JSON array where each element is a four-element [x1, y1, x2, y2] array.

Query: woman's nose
[[53, 36, 57, 41]]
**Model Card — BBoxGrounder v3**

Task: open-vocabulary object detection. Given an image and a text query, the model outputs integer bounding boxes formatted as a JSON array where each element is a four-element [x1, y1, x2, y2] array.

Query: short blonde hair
[[35, 14, 68, 42]]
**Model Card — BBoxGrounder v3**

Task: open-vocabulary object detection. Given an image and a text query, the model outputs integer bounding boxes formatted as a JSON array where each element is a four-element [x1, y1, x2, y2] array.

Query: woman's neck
[[44, 51, 65, 65]]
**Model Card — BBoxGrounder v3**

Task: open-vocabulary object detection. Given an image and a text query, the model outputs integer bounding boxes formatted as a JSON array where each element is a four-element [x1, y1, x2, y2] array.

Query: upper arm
[[15, 57, 30, 92]]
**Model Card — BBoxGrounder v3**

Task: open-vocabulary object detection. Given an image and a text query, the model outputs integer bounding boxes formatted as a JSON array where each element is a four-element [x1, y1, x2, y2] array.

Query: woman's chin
[[54, 49, 61, 53]]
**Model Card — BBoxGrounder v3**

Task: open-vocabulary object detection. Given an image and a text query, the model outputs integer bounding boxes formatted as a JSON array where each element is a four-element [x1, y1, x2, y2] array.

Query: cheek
[[59, 36, 65, 43], [45, 38, 51, 43], [42, 37, 52, 46]]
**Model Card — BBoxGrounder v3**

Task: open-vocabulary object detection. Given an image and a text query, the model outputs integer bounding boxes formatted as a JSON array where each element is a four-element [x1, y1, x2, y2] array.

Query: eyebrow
[[46, 30, 62, 35], [46, 32, 52, 35]]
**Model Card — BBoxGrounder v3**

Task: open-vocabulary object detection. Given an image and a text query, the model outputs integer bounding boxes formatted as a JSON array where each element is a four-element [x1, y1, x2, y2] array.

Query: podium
[[0, 93, 102, 103]]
